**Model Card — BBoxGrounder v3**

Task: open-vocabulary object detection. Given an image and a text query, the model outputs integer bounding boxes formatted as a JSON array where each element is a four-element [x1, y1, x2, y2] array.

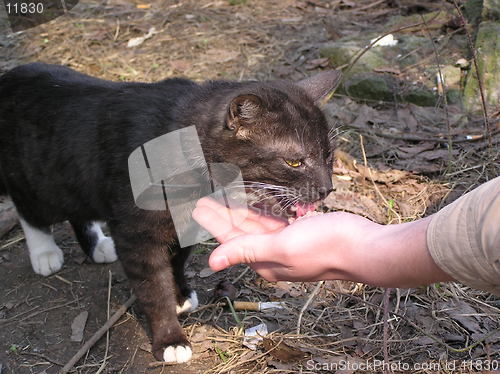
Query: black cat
[[0, 63, 341, 363]]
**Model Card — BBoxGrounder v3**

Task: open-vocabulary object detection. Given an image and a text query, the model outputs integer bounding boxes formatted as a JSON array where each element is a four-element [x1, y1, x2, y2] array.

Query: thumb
[[209, 233, 276, 271]]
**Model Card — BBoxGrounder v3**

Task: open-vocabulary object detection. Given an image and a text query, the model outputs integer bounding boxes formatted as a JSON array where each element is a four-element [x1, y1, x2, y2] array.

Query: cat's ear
[[296, 70, 343, 104], [226, 94, 263, 132]]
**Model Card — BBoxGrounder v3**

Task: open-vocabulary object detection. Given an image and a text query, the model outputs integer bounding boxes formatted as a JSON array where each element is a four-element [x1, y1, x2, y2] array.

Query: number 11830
[[5, 2, 44, 14]]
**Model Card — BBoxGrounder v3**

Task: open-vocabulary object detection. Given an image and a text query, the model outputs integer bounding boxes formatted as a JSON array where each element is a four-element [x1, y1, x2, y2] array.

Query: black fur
[[0, 63, 340, 361]]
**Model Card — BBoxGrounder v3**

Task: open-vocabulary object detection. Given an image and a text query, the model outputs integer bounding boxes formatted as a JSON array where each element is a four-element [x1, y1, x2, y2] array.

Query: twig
[[345, 12, 441, 77], [382, 288, 392, 374], [342, 0, 386, 13], [335, 291, 500, 354], [0, 235, 24, 250], [95, 271, 113, 374], [0, 300, 77, 327], [297, 281, 324, 334], [231, 266, 250, 284], [19, 351, 65, 366], [347, 123, 500, 143], [359, 135, 401, 224], [420, 14, 452, 168], [59, 294, 137, 374], [452, 1, 491, 148]]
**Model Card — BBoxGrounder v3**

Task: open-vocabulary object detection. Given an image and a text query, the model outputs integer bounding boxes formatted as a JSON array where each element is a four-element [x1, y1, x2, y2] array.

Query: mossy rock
[[319, 42, 388, 75], [387, 11, 453, 34], [344, 74, 394, 102], [482, 0, 500, 20], [463, 21, 500, 112], [465, 0, 484, 24], [343, 73, 437, 106], [447, 89, 463, 105], [441, 65, 462, 89], [403, 89, 437, 106]]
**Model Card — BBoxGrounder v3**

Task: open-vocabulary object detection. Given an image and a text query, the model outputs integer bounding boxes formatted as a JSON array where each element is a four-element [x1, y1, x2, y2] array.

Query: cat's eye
[[284, 159, 303, 168]]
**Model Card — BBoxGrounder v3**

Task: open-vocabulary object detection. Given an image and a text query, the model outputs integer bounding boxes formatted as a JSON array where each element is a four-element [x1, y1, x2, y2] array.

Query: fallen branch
[[346, 123, 500, 144], [59, 294, 136, 374]]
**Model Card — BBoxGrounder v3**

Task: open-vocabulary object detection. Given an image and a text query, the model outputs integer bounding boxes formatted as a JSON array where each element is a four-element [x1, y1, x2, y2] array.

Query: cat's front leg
[[110, 222, 192, 363], [171, 244, 198, 315]]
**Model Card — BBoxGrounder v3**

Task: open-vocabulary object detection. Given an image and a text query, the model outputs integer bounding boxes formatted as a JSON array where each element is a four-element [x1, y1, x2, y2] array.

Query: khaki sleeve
[[427, 176, 500, 296]]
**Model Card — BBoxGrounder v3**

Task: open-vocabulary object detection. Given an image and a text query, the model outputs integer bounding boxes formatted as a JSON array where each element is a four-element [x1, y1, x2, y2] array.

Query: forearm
[[332, 216, 454, 288]]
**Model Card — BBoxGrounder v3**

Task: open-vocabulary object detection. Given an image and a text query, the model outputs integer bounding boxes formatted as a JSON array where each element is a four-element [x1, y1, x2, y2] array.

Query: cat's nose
[[317, 186, 333, 199]]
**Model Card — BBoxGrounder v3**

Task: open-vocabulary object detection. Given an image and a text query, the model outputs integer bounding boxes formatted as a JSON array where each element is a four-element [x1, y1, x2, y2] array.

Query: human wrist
[[354, 216, 453, 288], [324, 215, 383, 282]]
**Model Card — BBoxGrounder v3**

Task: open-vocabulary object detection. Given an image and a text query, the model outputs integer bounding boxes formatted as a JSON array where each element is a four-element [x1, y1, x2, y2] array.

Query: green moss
[[403, 89, 437, 107], [482, 0, 500, 20], [463, 21, 500, 112], [344, 75, 394, 102], [464, 0, 484, 24]]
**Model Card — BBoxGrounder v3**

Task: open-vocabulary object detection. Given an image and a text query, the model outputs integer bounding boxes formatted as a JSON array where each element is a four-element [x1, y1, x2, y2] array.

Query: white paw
[[163, 345, 192, 363], [176, 291, 198, 314], [30, 245, 64, 276], [92, 237, 118, 263]]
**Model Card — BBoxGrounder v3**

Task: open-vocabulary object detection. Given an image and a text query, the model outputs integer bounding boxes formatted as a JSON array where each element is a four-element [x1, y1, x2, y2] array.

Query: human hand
[[193, 197, 453, 286], [193, 197, 377, 282]]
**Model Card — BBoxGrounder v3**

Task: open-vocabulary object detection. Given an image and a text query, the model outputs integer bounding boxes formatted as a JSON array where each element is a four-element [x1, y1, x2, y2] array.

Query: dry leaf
[[305, 57, 329, 70], [70, 311, 88, 342], [262, 338, 308, 362], [127, 27, 157, 48], [203, 49, 239, 63], [198, 267, 215, 278], [324, 191, 385, 223], [419, 149, 457, 161], [396, 107, 418, 131], [170, 59, 191, 72]]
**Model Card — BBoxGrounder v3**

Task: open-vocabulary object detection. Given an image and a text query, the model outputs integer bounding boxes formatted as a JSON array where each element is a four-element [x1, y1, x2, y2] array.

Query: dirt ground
[[0, 1, 499, 373]]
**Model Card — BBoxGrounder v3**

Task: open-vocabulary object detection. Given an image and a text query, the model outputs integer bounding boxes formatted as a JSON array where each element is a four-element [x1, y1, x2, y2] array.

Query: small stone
[[455, 58, 470, 69], [70, 311, 89, 342]]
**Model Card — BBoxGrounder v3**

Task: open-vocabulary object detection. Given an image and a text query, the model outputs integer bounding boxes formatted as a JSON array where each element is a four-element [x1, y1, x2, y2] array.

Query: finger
[[192, 206, 245, 243], [193, 204, 281, 238], [208, 233, 276, 271], [196, 197, 287, 231]]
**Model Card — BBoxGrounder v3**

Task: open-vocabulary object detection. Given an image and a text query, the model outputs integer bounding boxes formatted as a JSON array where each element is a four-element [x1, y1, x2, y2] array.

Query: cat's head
[[201, 71, 342, 217]]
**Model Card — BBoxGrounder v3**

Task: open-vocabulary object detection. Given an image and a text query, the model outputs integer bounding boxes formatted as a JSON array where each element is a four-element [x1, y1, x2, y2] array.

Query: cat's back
[[0, 62, 118, 91]]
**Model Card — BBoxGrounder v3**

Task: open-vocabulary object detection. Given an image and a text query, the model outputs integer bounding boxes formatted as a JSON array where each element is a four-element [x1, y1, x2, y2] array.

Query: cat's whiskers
[[328, 124, 346, 143]]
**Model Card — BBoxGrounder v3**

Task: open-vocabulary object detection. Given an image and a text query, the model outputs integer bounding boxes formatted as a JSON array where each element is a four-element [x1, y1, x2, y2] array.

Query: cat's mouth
[[289, 202, 318, 218], [249, 198, 319, 220]]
